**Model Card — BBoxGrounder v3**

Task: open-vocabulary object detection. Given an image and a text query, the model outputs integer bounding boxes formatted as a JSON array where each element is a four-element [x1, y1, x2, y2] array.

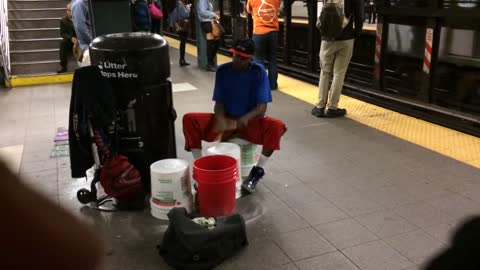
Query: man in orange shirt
[[246, 0, 282, 90]]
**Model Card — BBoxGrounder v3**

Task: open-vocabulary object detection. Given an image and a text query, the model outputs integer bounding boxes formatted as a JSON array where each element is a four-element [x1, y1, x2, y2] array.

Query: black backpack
[[157, 208, 248, 270], [317, 0, 350, 40]]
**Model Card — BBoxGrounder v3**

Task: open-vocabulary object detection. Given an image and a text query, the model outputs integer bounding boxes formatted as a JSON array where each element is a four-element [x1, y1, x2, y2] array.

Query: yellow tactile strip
[[7, 73, 74, 88], [165, 36, 480, 169]]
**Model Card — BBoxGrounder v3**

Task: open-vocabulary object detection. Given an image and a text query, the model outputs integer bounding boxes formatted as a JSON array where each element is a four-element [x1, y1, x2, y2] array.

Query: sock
[[191, 149, 202, 160], [256, 154, 269, 168]]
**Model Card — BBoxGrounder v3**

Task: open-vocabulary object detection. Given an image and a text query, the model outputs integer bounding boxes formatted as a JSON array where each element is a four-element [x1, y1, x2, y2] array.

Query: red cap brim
[[228, 48, 252, 58]]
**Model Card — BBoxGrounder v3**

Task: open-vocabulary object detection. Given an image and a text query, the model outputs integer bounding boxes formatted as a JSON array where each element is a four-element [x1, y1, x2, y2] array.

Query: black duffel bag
[[157, 208, 248, 270]]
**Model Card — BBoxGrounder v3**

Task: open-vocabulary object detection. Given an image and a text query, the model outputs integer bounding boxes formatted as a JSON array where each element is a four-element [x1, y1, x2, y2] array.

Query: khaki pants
[[317, 39, 354, 109]]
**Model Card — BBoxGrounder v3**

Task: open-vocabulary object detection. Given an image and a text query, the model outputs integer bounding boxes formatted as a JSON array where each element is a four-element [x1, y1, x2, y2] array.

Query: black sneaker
[[206, 65, 216, 72], [325, 108, 347, 118], [311, 106, 325, 117], [179, 60, 190, 66], [241, 166, 265, 194], [57, 66, 67, 74]]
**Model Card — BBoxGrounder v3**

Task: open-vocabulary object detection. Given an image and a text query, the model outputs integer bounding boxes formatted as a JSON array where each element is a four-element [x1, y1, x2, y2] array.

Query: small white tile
[[385, 230, 445, 265], [293, 202, 348, 226], [295, 251, 359, 270], [273, 228, 336, 261], [343, 240, 413, 270], [262, 171, 304, 194], [355, 210, 418, 238], [331, 195, 384, 217], [315, 218, 378, 249], [172, 82, 198, 93], [394, 202, 453, 228], [423, 222, 456, 243], [427, 194, 480, 220]]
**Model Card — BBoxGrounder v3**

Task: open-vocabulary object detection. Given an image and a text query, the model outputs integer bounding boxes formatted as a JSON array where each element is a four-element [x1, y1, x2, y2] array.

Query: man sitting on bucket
[[183, 38, 287, 194]]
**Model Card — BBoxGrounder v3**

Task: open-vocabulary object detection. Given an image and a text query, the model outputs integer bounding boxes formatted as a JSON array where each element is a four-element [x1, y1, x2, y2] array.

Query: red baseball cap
[[228, 38, 255, 58]]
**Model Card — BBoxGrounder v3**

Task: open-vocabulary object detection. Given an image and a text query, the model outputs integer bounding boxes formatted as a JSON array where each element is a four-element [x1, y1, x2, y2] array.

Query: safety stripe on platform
[[7, 73, 73, 88], [165, 36, 480, 169]]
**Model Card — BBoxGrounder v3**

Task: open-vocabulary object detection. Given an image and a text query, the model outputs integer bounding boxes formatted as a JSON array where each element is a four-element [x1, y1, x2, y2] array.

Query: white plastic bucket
[[206, 143, 242, 199], [150, 159, 193, 220], [228, 138, 260, 178]]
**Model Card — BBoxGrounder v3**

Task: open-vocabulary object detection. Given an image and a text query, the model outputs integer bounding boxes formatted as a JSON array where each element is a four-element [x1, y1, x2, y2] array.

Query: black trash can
[[90, 32, 176, 191]]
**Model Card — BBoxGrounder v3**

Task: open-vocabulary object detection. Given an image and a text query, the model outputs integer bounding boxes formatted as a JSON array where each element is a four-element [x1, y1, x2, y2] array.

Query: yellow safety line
[[7, 73, 73, 88], [165, 36, 480, 169]]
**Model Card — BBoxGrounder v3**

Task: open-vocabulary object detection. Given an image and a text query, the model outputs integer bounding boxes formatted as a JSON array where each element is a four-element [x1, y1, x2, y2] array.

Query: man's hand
[[215, 115, 228, 134], [237, 116, 249, 131]]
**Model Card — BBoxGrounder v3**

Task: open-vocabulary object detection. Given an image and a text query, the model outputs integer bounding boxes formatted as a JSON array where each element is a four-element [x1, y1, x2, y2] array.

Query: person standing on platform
[[149, 0, 164, 34], [182, 38, 287, 194], [57, 3, 76, 73], [71, 0, 92, 65], [311, 0, 364, 118], [246, 0, 281, 91], [131, 0, 152, 32], [169, 0, 191, 66], [197, 0, 220, 72]]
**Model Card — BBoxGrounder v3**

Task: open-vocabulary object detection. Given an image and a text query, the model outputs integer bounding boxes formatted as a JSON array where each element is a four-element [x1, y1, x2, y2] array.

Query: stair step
[[10, 49, 59, 62], [9, 8, 65, 19], [11, 60, 60, 75], [9, 18, 60, 29], [8, 0, 66, 9], [9, 28, 59, 39], [10, 38, 61, 50], [11, 59, 77, 75]]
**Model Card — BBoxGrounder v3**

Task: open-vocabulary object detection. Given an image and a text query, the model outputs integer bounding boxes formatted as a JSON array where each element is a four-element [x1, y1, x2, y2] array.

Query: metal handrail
[[0, 0, 11, 85]]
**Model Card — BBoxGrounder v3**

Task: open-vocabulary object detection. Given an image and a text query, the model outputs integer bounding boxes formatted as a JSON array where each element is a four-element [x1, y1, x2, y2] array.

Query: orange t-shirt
[[246, 0, 281, 35]]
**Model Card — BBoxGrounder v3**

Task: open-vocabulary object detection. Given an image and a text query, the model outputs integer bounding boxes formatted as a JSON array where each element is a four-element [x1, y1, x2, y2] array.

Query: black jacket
[[60, 16, 76, 41], [69, 66, 116, 178], [330, 0, 364, 41]]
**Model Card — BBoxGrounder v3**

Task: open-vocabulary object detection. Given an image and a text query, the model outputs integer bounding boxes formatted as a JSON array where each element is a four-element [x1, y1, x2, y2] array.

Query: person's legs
[[182, 113, 221, 159], [266, 31, 279, 90], [151, 19, 158, 34], [212, 38, 220, 64], [206, 39, 219, 70], [252, 33, 266, 66], [179, 31, 189, 66], [58, 39, 72, 73], [312, 40, 335, 117], [239, 116, 287, 193], [325, 39, 354, 117], [201, 21, 216, 70]]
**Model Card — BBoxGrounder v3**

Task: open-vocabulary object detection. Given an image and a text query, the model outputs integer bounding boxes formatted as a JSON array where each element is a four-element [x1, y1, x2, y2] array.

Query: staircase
[[8, 0, 74, 76]]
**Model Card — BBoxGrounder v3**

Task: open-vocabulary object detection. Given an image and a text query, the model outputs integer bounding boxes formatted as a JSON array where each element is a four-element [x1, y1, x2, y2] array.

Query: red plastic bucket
[[193, 155, 238, 217]]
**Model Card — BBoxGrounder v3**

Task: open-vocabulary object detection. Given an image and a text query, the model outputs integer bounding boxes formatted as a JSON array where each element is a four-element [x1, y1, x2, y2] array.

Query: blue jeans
[[252, 31, 278, 90]]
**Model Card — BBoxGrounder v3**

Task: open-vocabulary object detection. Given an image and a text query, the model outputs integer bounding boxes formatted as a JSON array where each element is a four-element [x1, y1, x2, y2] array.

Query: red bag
[[100, 155, 143, 200], [149, 3, 163, 20]]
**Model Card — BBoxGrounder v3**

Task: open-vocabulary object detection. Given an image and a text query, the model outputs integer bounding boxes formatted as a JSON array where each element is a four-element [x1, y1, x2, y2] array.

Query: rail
[[0, 0, 10, 85]]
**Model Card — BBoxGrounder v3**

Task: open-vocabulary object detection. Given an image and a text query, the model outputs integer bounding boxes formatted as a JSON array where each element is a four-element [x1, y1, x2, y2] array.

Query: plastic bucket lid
[[193, 155, 238, 184]]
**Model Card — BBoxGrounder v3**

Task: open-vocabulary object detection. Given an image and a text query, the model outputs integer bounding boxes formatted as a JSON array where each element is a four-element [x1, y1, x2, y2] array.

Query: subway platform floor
[[1, 47, 480, 270]]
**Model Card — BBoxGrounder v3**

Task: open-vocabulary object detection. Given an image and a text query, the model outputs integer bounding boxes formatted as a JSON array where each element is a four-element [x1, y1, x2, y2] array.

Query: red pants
[[183, 113, 287, 151]]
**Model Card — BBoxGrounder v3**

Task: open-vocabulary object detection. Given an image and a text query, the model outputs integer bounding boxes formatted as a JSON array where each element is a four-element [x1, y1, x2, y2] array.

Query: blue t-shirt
[[213, 62, 272, 118]]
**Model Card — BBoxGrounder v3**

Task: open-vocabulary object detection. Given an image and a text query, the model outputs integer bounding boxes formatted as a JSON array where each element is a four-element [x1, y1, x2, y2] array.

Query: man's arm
[[72, 0, 92, 50], [241, 104, 267, 122], [246, 0, 252, 14], [214, 102, 231, 135], [353, 0, 364, 38], [237, 103, 266, 130], [60, 18, 71, 40], [197, 0, 217, 20]]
